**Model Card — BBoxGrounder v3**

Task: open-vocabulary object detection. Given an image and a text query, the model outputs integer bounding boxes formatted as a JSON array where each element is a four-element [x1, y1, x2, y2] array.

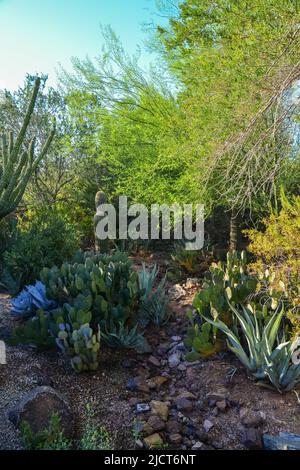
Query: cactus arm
[[0, 77, 55, 220]]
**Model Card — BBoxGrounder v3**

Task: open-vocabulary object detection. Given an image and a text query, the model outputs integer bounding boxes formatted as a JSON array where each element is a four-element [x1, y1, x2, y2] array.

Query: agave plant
[[202, 302, 300, 391], [11, 281, 56, 318], [101, 320, 151, 353], [263, 340, 300, 392], [138, 263, 169, 326]]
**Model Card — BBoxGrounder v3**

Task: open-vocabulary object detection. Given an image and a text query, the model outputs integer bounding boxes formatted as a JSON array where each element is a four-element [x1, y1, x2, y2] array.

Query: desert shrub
[[246, 193, 300, 334], [2, 208, 80, 292], [20, 414, 72, 450]]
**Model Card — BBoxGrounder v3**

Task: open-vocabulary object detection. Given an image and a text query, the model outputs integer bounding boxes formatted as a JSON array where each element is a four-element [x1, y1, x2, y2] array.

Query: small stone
[[171, 336, 182, 342], [169, 433, 182, 445], [206, 388, 229, 402], [216, 400, 227, 412], [203, 420, 214, 433], [168, 352, 181, 368], [175, 397, 194, 412], [147, 415, 165, 432], [148, 356, 160, 367], [148, 376, 168, 388], [136, 403, 150, 413], [129, 397, 139, 406], [135, 439, 144, 449], [240, 409, 264, 428], [176, 391, 197, 400], [242, 428, 263, 450], [192, 441, 204, 450], [144, 433, 163, 449], [178, 364, 187, 372], [150, 400, 169, 421], [196, 399, 209, 411], [166, 420, 182, 434]]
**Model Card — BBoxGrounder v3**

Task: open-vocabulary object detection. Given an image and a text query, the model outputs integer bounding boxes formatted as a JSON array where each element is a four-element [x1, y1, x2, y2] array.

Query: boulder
[[8, 386, 74, 438]]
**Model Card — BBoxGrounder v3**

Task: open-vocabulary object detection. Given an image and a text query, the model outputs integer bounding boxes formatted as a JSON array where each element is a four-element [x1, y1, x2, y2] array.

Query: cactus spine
[[0, 77, 55, 220]]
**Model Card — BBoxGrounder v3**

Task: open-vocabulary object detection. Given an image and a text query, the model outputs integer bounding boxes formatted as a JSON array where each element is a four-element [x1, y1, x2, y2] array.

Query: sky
[[0, 0, 160, 90]]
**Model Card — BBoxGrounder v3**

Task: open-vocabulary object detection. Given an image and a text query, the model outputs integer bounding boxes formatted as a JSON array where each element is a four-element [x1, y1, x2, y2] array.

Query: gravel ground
[[0, 294, 136, 450]]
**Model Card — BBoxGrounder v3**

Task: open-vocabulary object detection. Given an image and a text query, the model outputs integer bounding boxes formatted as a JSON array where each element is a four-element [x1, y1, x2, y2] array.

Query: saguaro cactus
[[0, 77, 55, 221]]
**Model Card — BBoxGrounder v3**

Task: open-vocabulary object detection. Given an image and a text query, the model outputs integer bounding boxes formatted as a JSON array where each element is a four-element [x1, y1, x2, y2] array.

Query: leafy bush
[[246, 193, 300, 334], [20, 414, 72, 450], [2, 208, 80, 292]]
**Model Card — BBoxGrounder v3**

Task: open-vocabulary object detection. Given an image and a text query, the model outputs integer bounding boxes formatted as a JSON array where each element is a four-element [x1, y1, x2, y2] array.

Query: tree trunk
[[229, 211, 238, 252]]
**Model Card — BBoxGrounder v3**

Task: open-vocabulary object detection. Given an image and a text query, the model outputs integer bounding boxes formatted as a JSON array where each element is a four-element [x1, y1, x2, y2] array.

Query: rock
[[0, 340, 6, 365], [169, 433, 182, 445], [216, 400, 227, 412], [192, 441, 204, 450], [178, 364, 187, 372], [135, 439, 144, 449], [206, 388, 229, 402], [240, 409, 264, 428], [171, 336, 182, 342], [196, 399, 209, 411], [148, 376, 168, 389], [166, 420, 182, 434], [136, 403, 150, 413], [150, 400, 169, 421], [175, 397, 194, 412], [176, 391, 197, 400], [147, 415, 166, 432], [242, 428, 263, 450], [8, 386, 74, 438], [185, 278, 200, 289], [168, 284, 186, 300], [148, 356, 160, 367], [203, 419, 214, 433], [263, 432, 300, 450], [168, 352, 181, 368], [129, 397, 139, 406], [144, 433, 163, 449]]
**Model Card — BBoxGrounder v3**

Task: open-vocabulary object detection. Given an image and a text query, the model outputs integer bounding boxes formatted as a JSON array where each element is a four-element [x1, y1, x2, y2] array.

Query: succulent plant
[[184, 311, 224, 361], [56, 323, 101, 373], [138, 263, 169, 326], [0, 77, 55, 221], [11, 281, 56, 319]]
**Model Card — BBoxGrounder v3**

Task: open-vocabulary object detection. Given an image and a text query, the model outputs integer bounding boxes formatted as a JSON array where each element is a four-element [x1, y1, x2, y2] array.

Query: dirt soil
[[1, 255, 300, 450]]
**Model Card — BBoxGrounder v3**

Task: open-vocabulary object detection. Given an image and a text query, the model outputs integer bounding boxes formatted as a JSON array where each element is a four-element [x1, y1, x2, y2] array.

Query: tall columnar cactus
[[94, 190, 108, 252], [0, 77, 55, 221]]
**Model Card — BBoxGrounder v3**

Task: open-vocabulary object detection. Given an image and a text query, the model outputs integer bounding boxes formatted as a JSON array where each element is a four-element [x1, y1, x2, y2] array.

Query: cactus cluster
[[13, 251, 167, 371], [40, 251, 143, 330], [57, 324, 101, 373], [193, 251, 257, 323], [186, 251, 258, 360], [0, 78, 55, 221]]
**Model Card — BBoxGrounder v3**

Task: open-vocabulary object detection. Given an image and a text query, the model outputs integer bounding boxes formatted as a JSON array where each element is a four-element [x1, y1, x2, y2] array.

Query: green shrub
[[2, 208, 80, 291], [245, 193, 300, 336], [20, 414, 72, 450]]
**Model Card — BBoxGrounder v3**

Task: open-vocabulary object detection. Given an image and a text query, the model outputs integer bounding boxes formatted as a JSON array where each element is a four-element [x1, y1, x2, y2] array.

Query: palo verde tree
[[158, 0, 300, 249], [0, 77, 55, 220]]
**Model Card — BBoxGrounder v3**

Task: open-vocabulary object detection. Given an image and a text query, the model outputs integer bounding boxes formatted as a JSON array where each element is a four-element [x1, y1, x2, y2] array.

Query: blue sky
[[0, 0, 160, 90]]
